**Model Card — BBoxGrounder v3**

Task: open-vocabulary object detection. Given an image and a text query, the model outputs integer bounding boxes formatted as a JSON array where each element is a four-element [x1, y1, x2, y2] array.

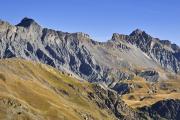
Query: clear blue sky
[[0, 0, 179, 45]]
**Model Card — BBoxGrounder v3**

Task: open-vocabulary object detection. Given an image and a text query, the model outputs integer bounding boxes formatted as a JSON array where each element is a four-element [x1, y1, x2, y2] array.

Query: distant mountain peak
[[74, 32, 90, 39], [111, 29, 148, 42], [111, 33, 128, 41], [130, 29, 146, 36], [132, 28, 144, 33], [16, 17, 40, 28]]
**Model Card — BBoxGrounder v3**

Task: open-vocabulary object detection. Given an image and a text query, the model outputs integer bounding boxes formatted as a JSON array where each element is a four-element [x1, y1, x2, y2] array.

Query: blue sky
[[0, 0, 179, 45]]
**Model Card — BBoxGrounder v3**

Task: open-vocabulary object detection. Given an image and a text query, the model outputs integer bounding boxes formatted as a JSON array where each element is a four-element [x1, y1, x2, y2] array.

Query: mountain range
[[0, 18, 180, 120]]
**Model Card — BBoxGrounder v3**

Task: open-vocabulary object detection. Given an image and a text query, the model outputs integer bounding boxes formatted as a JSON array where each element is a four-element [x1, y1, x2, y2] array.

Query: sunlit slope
[[120, 76, 180, 108], [0, 58, 116, 120]]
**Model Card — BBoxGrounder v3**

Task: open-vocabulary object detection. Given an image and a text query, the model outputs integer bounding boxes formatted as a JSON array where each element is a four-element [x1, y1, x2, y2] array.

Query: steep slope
[[0, 58, 112, 120], [1, 59, 180, 120], [0, 18, 179, 85], [129, 29, 180, 73], [139, 99, 180, 120], [120, 75, 180, 108], [0, 58, 148, 120]]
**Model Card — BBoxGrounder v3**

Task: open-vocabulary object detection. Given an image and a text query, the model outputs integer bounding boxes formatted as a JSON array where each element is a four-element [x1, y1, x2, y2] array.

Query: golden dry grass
[[0, 58, 116, 120], [121, 75, 180, 108], [1, 58, 179, 119]]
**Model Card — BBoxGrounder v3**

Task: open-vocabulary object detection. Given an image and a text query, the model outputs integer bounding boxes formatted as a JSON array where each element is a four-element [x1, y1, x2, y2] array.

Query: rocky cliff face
[[0, 18, 103, 82], [129, 29, 180, 73], [139, 99, 180, 120], [89, 84, 149, 120], [0, 18, 179, 84]]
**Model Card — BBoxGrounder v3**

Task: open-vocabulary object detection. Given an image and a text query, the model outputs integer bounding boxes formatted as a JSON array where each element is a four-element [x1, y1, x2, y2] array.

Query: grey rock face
[[110, 30, 180, 75], [137, 70, 159, 82], [139, 99, 180, 120], [0, 18, 179, 84], [88, 84, 148, 120], [128, 29, 180, 73], [0, 18, 102, 82], [112, 82, 132, 95]]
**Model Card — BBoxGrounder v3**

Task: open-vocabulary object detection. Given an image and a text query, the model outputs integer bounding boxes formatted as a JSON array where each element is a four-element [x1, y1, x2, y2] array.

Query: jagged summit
[[72, 32, 90, 39], [0, 19, 8, 24], [0, 18, 179, 77], [111, 29, 148, 42], [111, 33, 128, 41], [16, 17, 40, 28], [130, 29, 147, 36]]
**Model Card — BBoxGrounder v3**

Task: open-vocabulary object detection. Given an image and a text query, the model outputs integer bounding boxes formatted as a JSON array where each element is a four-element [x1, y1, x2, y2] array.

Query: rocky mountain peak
[[129, 29, 152, 40], [130, 29, 144, 36], [159, 40, 172, 46], [0, 19, 9, 25], [71, 32, 91, 41], [16, 17, 41, 28], [75, 32, 90, 38], [0, 19, 11, 32], [172, 44, 180, 52], [111, 33, 129, 41]]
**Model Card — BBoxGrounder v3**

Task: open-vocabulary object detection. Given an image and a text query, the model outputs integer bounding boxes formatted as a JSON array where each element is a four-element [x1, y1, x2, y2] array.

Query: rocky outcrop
[[88, 84, 148, 120], [0, 97, 43, 120], [137, 70, 159, 82], [112, 82, 132, 95], [139, 99, 180, 120]]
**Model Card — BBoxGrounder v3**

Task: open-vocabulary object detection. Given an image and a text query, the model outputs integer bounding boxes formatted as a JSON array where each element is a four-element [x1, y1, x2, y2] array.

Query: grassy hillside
[[121, 75, 180, 108], [0, 58, 116, 120], [0, 58, 180, 120]]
